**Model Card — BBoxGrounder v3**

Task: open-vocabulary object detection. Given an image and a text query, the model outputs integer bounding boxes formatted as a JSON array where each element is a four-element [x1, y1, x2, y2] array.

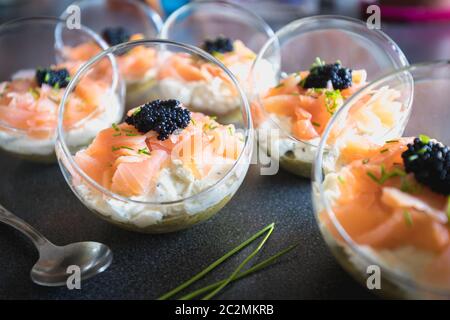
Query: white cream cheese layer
[[75, 157, 246, 228]]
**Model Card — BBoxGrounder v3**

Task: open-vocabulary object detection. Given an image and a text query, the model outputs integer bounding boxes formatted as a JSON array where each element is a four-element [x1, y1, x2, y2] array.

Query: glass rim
[[251, 14, 409, 148], [56, 38, 253, 206], [159, 0, 276, 42], [0, 16, 111, 135], [313, 60, 450, 297], [60, 0, 164, 36]]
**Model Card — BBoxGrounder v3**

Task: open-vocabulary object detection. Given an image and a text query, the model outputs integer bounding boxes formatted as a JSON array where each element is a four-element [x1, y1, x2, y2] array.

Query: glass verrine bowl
[[56, 40, 253, 233], [159, 0, 277, 122], [61, 0, 164, 109], [250, 15, 409, 178], [313, 61, 450, 299], [0, 17, 124, 163]]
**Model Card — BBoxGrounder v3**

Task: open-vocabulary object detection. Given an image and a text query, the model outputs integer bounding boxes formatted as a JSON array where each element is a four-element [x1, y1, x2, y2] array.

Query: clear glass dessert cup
[[56, 40, 253, 233], [313, 61, 450, 299], [0, 17, 123, 163], [61, 0, 163, 109], [250, 15, 409, 178], [159, 0, 276, 123]]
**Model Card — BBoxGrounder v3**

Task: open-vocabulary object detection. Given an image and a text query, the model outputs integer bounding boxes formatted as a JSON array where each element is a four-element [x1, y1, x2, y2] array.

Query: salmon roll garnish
[[254, 57, 403, 177], [320, 135, 450, 290], [72, 99, 246, 230], [155, 36, 276, 119], [0, 62, 121, 160]]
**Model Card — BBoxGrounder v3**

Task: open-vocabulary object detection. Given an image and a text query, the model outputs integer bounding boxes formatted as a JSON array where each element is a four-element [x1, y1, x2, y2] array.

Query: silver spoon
[[0, 204, 113, 286]]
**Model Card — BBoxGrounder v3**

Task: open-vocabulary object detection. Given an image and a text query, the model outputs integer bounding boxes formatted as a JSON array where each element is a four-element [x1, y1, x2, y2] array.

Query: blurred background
[[0, 0, 449, 63]]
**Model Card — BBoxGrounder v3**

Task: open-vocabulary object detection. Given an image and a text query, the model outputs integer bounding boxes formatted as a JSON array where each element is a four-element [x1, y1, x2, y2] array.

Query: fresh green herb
[[212, 51, 224, 60], [400, 176, 421, 194], [157, 223, 276, 300], [209, 116, 217, 121], [324, 89, 343, 115], [362, 158, 370, 165], [338, 176, 345, 184], [112, 123, 120, 132], [179, 243, 298, 300], [419, 134, 430, 144], [112, 146, 133, 152], [446, 196, 450, 223], [403, 210, 413, 227], [138, 148, 151, 156], [417, 147, 428, 155], [408, 154, 419, 162], [44, 73, 50, 82], [335, 59, 342, 65], [227, 126, 234, 135], [126, 133, 138, 136], [312, 121, 321, 127], [385, 139, 399, 144], [112, 132, 121, 137], [132, 107, 142, 116], [380, 148, 389, 154], [311, 57, 326, 68], [53, 82, 60, 89], [366, 165, 406, 185], [28, 88, 40, 100]]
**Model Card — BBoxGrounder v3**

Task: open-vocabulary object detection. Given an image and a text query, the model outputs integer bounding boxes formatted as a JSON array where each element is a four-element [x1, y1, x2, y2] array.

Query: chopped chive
[[362, 158, 370, 165], [44, 73, 50, 82], [112, 133, 121, 137], [210, 116, 217, 121], [337, 176, 345, 184], [112, 123, 120, 131], [367, 171, 380, 184], [227, 126, 233, 135], [53, 82, 60, 89], [403, 210, 413, 227], [385, 139, 399, 144], [65, 76, 71, 82], [446, 196, 450, 223], [112, 146, 133, 151], [126, 133, 138, 136], [312, 121, 321, 127], [380, 148, 389, 153], [417, 147, 428, 155], [408, 154, 419, 162], [138, 148, 151, 156], [132, 107, 141, 116], [419, 134, 430, 144]]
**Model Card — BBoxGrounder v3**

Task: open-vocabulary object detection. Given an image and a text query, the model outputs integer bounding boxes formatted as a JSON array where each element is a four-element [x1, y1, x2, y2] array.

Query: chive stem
[[179, 244, 298, 300], [157, 223, 275, 300]]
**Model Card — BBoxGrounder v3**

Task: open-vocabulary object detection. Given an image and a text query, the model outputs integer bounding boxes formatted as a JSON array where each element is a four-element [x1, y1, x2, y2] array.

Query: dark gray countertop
[[0, 0, 449, 300]]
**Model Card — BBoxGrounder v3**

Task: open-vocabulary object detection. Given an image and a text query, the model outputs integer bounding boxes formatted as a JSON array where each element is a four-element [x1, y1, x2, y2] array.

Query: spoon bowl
[[0, 204, 112, 286], [31, 242, 113, 287]]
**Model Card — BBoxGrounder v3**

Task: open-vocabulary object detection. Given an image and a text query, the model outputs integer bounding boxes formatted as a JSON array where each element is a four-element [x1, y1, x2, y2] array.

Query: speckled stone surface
[[0, 152, 375, 299]]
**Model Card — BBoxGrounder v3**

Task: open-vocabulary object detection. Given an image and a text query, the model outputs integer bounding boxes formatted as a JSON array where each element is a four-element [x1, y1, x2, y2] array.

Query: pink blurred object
[[362, 0, 450, 22]]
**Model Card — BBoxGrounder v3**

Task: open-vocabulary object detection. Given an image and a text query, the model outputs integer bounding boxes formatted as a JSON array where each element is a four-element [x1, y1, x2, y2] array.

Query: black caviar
[[402, 136, 450, 195], [302, 62, 352, 90], [35, 68, 70, 88], [102, 27, 131, 46], [125, 99, 191, 141], [202, 36, 234, 54]]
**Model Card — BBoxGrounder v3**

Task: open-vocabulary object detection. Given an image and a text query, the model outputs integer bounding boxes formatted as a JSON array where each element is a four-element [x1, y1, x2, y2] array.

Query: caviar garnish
[[125, 99, 191, 141], [35, 68, 70, 88], [102, 27, 131, 46], [202, 36, 234, 55], [301, 58, 352, 90], [402, 136, 450, 195]]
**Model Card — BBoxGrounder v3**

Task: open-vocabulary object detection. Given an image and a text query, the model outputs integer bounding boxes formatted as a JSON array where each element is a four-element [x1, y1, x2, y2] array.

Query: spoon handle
[[0, 204, 51, 248]]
